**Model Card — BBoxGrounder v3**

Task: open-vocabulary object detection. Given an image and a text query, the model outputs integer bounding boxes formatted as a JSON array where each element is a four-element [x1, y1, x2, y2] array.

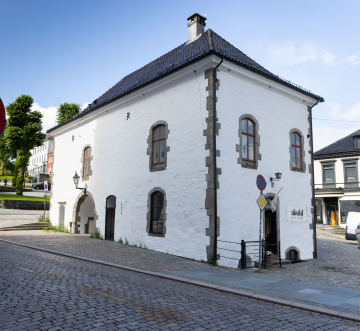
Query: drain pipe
[[213, 57, 223, 263], [309, 99, 319, 259]]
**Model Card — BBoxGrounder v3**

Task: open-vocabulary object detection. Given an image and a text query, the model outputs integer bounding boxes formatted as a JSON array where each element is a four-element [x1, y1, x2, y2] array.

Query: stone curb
[[1, 238, 360, 323]]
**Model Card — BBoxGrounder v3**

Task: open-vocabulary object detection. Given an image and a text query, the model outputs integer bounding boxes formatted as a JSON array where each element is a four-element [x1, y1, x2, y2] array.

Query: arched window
[[241, 118, 255, 161], [291, 132, 302, 170], [147, 188, 167, 236], [237, 115, 260, 169], [148, 121, 169, 172], [150, 191, 164, 234], [152, 125, 166, 165], [83, 147, 91, 176]]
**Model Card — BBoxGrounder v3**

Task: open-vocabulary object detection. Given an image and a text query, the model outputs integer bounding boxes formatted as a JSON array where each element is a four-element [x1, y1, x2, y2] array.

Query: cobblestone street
[[1, 240, 360, 331]]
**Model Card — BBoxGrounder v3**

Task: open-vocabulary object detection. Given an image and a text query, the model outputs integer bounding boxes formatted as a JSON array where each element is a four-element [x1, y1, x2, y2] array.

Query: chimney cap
[[187, 13, 207, 23]]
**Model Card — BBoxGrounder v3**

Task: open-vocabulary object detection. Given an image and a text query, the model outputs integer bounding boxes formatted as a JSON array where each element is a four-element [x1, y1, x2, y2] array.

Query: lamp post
[[73, 171, 86, 194]]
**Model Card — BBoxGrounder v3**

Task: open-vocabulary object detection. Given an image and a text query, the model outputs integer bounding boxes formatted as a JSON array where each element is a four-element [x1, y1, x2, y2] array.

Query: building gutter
[[213, 56, 223, 263], [309, 99, 319, 259]]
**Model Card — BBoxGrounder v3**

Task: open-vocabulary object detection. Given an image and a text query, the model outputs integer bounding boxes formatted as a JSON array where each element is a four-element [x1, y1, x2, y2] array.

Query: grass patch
[[0, 194, 50, 202], [90, 230, 103, 240], [50, 225, 69, 233], [38, 215, 50, 222], [0, 176, 13, 180]]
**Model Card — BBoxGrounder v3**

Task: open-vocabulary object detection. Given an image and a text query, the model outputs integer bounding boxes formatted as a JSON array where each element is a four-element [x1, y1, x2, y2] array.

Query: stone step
[[0, 222, 52, 231]]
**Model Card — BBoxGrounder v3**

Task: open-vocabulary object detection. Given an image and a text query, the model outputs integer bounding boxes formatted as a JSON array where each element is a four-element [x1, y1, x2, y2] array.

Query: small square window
[[345, 163, 357, 183], [323, 164, 335, 184]]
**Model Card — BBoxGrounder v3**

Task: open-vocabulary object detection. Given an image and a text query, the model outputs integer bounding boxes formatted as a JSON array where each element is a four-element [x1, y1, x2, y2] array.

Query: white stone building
[[27, 138, 55, 179], [314, 130, 360, 227], [28, 141, 49, 177], [47, 14, 323, 268]]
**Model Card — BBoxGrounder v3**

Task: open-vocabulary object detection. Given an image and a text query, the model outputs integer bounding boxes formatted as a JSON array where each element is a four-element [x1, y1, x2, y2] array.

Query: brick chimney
[[187, 13, 206, 42]]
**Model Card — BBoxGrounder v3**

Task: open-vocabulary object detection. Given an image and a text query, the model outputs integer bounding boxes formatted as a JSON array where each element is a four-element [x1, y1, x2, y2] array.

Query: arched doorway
[[264, 194, 280, 254], [73, 192, 97, 235], [105, 196, 116, 240]]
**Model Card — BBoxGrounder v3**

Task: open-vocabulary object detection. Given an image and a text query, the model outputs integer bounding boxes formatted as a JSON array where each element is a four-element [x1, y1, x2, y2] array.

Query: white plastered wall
[[216, 66, 315, 267], [50, 67, 209, 261]]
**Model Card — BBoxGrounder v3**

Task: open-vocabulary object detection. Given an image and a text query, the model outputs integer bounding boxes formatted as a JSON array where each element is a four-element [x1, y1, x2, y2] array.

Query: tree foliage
[[0, 126, 12, 175], [56, 103, 81, 124], [5, 95, 46, 195]]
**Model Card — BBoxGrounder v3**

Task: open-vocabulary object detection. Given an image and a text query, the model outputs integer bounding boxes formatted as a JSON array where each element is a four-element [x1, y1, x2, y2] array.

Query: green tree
[[56, 103, 81, 124], [5, 95, 46, 195], [0, 126, 11, 175]]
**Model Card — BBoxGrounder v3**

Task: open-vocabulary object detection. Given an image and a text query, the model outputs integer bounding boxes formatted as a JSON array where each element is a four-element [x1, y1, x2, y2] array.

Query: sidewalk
[[0, 230, 359, 322]]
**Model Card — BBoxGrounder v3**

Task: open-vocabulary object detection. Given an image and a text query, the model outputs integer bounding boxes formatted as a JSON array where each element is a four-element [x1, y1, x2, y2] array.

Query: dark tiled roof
[[314, 129, 360, 158], [48, 29, 324, 133]]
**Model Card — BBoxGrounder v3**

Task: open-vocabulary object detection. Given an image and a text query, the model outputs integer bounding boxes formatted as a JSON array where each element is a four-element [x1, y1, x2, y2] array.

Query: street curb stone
[[1, 237, 360, 323]]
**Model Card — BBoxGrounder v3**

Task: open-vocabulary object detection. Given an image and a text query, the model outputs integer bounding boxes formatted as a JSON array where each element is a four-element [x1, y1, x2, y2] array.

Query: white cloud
[[267, 42, 337, 67], [31, 103, 57, 133], [345, 51, 360, 66], [31, 102, 90, 133]]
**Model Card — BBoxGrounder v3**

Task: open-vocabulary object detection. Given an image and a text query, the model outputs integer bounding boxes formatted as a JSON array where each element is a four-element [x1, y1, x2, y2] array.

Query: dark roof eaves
[[314, 150, 360, 160]]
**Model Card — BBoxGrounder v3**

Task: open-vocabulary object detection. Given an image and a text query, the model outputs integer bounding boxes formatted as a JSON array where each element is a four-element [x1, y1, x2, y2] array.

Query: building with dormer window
[[314, 130, 360, 226]]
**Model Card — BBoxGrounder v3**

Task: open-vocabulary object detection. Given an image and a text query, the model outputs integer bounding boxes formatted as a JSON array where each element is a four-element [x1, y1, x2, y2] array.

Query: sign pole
[[256, 174, 267, 271], [259, 191, 262, 271]]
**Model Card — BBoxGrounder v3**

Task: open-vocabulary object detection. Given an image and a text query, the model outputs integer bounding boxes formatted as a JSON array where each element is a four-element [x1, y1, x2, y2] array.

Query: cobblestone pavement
[[0, 231, 359, 291], [260, 237, 360, 291], [1, 242, 360, 330]]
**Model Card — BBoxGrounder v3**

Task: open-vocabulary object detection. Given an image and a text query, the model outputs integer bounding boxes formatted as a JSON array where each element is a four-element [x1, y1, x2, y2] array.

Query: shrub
[[118, 237, 123, 244], [92, 230, 103, 240]]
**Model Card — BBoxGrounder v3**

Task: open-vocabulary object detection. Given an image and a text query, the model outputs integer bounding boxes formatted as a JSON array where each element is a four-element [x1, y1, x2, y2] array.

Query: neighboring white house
[[47, 14, 323, 268], [27, 137, 55, 179], [314, 130, 360, 227]]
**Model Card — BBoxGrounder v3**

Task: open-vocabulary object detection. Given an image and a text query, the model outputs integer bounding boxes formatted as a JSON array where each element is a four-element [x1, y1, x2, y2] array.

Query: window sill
[[150, 163, 166, 172], [148, 232, 165, 238], [291, 167, 305, 173]]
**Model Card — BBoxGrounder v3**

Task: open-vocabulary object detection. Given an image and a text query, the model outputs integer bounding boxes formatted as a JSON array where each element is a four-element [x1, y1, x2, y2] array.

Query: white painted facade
[[314, 155, 360, 228], [28, 141, 49, 177], [49, 57, 318, 268], [48, 15, 321, 268]]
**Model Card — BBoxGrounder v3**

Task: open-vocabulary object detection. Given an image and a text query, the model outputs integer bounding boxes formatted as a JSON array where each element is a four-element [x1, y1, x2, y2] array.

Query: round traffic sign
[[0, 98, 7, 138], [256, 174, 267, 191]]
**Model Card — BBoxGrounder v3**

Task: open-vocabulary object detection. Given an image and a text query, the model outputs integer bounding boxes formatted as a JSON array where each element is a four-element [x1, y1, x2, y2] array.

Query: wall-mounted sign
[[287, 206, 307, 222], [256, 174, 266, 191], [0, 98, 7, 138]]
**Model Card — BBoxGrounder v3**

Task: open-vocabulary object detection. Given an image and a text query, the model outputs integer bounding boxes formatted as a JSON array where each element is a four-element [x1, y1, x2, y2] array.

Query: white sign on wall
[[287, 206, 307, 222]]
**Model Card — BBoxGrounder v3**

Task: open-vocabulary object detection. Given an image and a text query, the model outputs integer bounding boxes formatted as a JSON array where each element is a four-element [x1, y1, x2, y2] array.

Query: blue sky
[[1, 0, 359, 151]]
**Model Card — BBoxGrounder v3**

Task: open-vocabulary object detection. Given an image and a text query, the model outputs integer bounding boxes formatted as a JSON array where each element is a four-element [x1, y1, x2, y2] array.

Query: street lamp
[[270, 172, 282, 182], [73, 171, 86, 194]]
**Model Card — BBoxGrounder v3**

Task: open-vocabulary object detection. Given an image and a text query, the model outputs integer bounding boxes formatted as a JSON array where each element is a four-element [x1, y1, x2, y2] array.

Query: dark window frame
[[322, 162, 336, 186], [146, 187, 167, 237], [152, 125, 166, 165], [291, 132, 302, 171], [241, 118, 255, 162], [83, 147, 91, 176], [147, 121, 170, 172]]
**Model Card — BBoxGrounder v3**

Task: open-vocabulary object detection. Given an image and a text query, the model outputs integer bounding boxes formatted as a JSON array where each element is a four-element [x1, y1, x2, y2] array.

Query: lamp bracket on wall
[[72, 171, 87, 194]]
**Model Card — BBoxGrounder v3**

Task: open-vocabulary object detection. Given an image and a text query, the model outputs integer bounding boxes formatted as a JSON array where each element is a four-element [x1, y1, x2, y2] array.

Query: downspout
[[213, 56, 223, 262], [309, 99, 319, 259]]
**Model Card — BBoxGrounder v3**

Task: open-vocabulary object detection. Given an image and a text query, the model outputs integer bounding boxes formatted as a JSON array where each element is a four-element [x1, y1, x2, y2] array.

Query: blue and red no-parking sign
[[256, 174, 267, 191]]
